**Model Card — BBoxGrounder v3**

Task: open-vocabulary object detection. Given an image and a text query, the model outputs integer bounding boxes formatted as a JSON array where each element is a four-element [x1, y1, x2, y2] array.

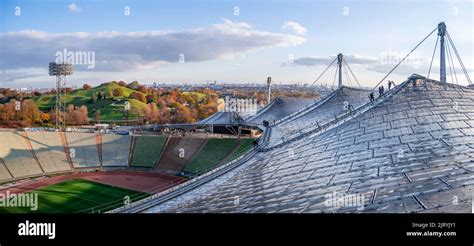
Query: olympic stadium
[[0, 22, 473, 214]]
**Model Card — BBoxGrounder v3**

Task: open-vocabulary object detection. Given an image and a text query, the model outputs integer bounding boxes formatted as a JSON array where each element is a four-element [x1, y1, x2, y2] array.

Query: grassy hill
[[182, 91, 206, 100], [34, 82, 147, 121]]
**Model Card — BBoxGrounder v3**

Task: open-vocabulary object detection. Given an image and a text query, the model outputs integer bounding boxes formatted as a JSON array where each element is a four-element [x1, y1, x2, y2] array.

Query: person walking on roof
[[348, 103, 353, 111], [378, 85, 384, 97], [388, 80, 396, 90], [369, 92, 375, 102]]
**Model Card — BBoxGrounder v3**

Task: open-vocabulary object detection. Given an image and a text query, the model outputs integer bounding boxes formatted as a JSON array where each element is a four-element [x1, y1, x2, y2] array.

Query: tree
[[157, 99, 171, 124], [129, 92, 146, 103], [113, 87, 124, 97], [65, 105, 88, 125], [21, 100, 41, 124], [143, 103, 159, 123], [174, 105, 192, 123], [137, 93, 147, 103], [40, 112, 51, 123], [0, 100, 15, 123], [118, 81, 127, 87], [146, 95, 154, 104], [138, 85, 147, 94]]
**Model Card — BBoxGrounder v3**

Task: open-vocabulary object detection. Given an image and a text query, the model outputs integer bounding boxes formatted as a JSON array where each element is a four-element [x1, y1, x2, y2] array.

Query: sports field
[[0, 179, 148, 213]]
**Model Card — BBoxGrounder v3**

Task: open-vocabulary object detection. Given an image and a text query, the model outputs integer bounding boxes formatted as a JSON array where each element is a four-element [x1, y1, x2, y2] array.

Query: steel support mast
[[438, 22, 447, 83]]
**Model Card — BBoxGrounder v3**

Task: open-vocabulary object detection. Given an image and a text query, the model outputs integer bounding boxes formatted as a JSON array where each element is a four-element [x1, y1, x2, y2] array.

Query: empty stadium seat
[[66, 132, 101, 168], [130, 136, 167, 168], [27, 131, 72, 173], [156, 137, 207, 173], [0, 131, 43, 178], [101, 134, 132, 167]]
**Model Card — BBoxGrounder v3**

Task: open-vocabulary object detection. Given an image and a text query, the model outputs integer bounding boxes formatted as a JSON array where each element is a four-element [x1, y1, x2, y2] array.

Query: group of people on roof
[[369, 80, 396, 102]]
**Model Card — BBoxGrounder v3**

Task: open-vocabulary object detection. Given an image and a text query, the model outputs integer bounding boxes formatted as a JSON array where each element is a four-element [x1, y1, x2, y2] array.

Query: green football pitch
[[0, 179, 148, 213]]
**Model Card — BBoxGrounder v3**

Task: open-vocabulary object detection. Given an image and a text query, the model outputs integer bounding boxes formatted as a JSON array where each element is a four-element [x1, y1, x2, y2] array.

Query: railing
[[258, 81, 409, 152], [271, 89, 339, 127], [107, 140, 259, 213]]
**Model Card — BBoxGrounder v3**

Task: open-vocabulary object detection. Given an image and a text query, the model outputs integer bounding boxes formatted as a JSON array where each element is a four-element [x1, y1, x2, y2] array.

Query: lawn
[[0, 179, 148, 213]]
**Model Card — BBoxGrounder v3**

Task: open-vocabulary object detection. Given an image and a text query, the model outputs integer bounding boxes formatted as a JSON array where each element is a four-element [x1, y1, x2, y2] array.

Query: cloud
[[281, 21, 307, 35], [283, 54, 378, 67], [68, 3, 81, 12], [0, 71, 43, 82], [284, 53, 473, 79], [0, 19, 306, 73]]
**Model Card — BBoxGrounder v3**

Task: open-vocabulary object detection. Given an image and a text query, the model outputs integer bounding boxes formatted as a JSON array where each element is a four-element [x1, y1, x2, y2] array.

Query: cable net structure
[[311, 53, 362, 89], [374, 22, 471, 89]]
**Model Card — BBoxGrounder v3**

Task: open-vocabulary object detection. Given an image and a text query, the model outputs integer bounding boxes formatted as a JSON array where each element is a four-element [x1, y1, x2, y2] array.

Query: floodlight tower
[[337, 53, 343, 88], [267, 76, 272, 104], [438, 22, 447, 83], [49, 62, 73, 130]]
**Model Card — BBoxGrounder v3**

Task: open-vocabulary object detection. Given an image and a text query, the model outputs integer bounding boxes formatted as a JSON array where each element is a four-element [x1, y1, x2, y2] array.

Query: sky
[[0, 0, 473, 89]]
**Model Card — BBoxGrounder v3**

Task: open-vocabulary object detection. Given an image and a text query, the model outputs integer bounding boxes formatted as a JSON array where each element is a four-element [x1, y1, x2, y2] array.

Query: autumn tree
[[129, 92, 146, 103], [174, 105, 193, 123], [0, 99, 16, 123], [158, 100, 171, 124], [21, 100, 41, 124], [143, 103, 159, 123], [138, 85, 147, 94], [66, 105, 88, 125], [40, 112, 51, 123], [113, 87, 124, 97]]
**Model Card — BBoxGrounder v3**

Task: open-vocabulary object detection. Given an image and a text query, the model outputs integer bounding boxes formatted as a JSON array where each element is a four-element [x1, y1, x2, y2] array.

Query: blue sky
[[0, 0, 473, 89]]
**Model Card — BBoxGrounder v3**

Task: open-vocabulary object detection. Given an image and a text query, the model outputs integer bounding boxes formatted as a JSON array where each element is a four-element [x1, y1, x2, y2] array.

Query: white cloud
[[68, 3, 82, 12], [281, 21, 307, 35], [283, 54, 473, 79], [283, 54, 378, 67], [0, 19, 306, 74]]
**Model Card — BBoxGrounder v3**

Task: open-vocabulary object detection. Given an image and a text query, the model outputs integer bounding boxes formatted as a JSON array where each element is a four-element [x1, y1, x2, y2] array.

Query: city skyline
[[1, 0, 473, 89]]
